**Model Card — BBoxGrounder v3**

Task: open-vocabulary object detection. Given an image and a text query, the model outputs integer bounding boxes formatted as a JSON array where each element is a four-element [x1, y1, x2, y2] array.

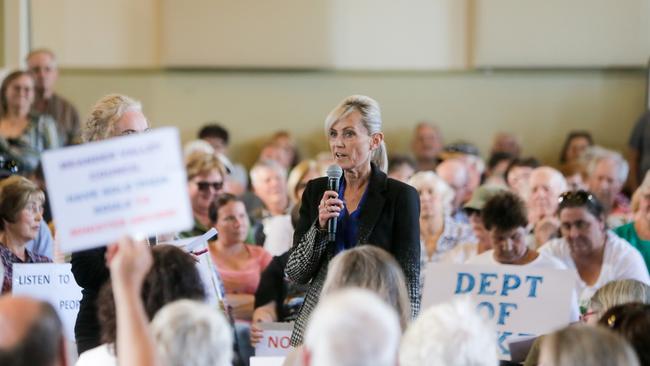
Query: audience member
[[628, 110, 650, 190], [586, 147, 631, 227], [559, 130, 593, 166], [151, 299, 234, 366], [409, 171, 474, 265], [439, 142, 484, 205], [539, 190, 649, 307], [411, 121, 443, 171], [582, 279, 650, 324], [180, 150, 227, 238], [484, 151, 514, 186], [269, 130, 300, 168], [560, 160, 589, 191], [540, 324, 639, 366], [598, 303, 650, 366], [0, 70, 59, 174], [249, 159, 293, 254], [436, 158, 471, 224], [77, 244, 206, 365], [387, 154, 416, 183], [505, 156, 540, 200], [0, 175, 51, 293], [614, 171, 650, 272], [287, 160, 320, 206], [198, 123, 248, 196], [399, 298, 497, 366], [0, 296, 66, 366], [259, 141, 292, 171], [26, 49, 80, 146], [527, 166, 567, 248], [302, 288, 401, 366], [72, 94, 150, 354], [490, 132, 521, 158]]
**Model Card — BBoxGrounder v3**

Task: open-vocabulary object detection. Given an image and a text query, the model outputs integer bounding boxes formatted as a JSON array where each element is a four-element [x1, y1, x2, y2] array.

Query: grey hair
[[541, 325, 639, 366], [585, 146, 629, 185], [587, 279, 650, 319], [250, 159, 287, 187], [408, 171, 455, 215], [304, 288, 401, 366], [151, 299, 233, 366], [324, 95, 388, 172], [82, 94, 142, 142], [399, 298, 497, 366]]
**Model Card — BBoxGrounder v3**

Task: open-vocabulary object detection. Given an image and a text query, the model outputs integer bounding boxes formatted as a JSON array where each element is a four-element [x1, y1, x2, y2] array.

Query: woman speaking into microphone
[[286, 95, 420, 345]]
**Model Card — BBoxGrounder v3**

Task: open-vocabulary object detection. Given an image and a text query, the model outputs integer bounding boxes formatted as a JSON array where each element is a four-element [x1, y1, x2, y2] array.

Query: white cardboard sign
[[12, 263, 82, 340], [42, 127, 193, 252], [422, 263, 574, 360], [255, 322, 294, 357], [250, 357, 285, 366]]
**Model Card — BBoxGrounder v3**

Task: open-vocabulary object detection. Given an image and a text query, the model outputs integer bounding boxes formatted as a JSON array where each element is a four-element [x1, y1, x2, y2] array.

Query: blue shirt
[[334, 179, 369, 254]]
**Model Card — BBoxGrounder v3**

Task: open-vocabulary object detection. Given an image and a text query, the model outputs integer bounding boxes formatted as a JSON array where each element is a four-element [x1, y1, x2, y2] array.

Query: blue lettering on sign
[[497, 302, 518, 325], [501, 274, 521, 296], [478, 273, 498, 295], [497, 331, 513, 355], [455, 272, 475, 294], [477, 301, 495, 320], [525, 276, 543, 298]]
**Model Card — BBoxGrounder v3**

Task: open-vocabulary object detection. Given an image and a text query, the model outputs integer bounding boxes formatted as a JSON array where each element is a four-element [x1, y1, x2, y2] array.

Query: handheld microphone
[[326, 164, 343, 242]]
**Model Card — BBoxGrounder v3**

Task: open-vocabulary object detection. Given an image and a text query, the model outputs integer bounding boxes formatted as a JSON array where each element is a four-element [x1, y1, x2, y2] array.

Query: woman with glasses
[[180, 150, 226, 238], [538, 190, 650, 308], [0, 70, 59, 174]]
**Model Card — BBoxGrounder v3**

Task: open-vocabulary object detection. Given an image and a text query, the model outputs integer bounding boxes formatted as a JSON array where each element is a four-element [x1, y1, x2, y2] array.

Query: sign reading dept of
[[422, 263, 575, 360]]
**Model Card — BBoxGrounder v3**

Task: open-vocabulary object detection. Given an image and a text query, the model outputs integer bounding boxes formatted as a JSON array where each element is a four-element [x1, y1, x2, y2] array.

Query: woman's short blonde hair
[[408, 171, 454, 215], [322, 245, 410, 330], [185, 151, 226, 181], [287, 159, 319, 205], [82, 94, 142, 143], [0, 176, 44, 230], [324, 95, 388, 172], [587, 279, 650, 319]]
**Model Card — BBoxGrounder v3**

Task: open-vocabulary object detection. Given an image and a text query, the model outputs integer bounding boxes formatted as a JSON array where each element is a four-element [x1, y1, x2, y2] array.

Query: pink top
[[213, 244, 272, 295]]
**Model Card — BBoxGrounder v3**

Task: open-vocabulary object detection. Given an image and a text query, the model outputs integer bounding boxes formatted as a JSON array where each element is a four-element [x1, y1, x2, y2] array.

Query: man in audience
[[439, 142, 484, 205], [249, 159, 293, 254], [399, 298, 497, 366], [527, 166, 568, 248], [198, 123, 248, 196], [387, 154, 416, 183], [436, 158, 470, 224], [0, 296, 67, 366], [587, 148, 631, 227], [490, 132, 521, 158], [303, 288, 401, 366], [26, 49, 80, 146], [505, 157, 540, 200], [411, 122, 443, 171]]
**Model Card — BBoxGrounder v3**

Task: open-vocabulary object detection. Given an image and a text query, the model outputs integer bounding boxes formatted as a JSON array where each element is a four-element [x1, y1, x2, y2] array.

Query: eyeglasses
[[196, 181, 223, 192], [557, 190, 598, 209]]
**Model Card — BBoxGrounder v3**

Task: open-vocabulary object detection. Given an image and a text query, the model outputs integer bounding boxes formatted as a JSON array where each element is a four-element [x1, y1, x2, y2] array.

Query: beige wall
[[56, 69, 647, 168]]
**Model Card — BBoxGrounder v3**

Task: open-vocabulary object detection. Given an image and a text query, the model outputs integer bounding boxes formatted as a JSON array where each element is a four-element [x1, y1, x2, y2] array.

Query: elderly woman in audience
[[539, 190, 650, 307], [540, 325, 639, 366], [400, 298, 497, 366], [614, 171, 650, 273], [151, 300, 234, 366], [0, 70, 59, 174], [582, 279, 650, 324], [180, 150, 227, 238], [586, 147, 631, 227], [0, 175, 51, 293], [410, 171, 474, 266], [76, 244, 206, 365], [598, 303, 650, 366], [287, 159, 321, 206], [72, 94, 150, 354]]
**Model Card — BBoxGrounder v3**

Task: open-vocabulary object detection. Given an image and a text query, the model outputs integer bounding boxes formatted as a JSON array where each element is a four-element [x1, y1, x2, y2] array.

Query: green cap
[[463, 184, 508, 212]]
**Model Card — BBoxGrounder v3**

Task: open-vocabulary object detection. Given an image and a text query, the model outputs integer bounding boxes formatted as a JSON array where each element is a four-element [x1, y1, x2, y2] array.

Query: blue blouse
[[334, 178, 369, 254]]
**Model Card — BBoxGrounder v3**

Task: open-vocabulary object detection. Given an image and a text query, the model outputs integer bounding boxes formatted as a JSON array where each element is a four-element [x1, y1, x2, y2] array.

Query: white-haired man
[[526, 166, 568, 248], [303, 288, 401, 366], [399, 298, 497, 366], [26, 49, 81, 145], [587, 147, 631, 227]]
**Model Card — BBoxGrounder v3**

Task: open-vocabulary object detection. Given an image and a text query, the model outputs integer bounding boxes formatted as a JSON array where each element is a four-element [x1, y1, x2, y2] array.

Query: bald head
[[436, 159, 469, 211], [528, 167, 568, 222], [0, 296, 65, 366]]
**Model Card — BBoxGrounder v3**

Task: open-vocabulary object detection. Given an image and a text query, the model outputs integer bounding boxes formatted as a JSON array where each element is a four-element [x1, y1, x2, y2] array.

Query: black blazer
[[286, 163, 420, 345]]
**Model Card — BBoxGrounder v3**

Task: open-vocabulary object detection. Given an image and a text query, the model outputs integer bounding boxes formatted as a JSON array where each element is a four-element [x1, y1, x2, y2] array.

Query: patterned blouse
[[0, 113, 59, 173], [1, 243, 52, 293]]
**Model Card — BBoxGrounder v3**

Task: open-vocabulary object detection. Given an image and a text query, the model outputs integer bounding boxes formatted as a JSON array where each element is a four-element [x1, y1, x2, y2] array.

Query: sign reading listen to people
[[422, 263, 574, 360], [42, 127, 193, 252]]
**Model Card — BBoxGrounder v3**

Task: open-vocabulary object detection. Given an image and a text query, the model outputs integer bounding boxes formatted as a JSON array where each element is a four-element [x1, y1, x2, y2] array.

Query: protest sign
[[255, 322, 294, 357], [12, 263, 82, 340], [42, 127, 193, 252], [422, 263, 574, 360]]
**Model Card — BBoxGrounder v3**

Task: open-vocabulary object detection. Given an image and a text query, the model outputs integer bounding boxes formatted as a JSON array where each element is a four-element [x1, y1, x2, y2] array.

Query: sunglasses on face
[[196, 181, 223, 192]]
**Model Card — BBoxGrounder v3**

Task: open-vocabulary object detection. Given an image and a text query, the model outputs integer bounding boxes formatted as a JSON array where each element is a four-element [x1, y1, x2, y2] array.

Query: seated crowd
[[2, 49, 650, 366]]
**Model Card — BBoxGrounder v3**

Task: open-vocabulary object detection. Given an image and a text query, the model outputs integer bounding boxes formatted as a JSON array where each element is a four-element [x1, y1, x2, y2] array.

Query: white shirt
[[539, 231, 650, 307], [76, 344, 116, 366], [467, 249, 567, 269], [262, 214, 294, 256]]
